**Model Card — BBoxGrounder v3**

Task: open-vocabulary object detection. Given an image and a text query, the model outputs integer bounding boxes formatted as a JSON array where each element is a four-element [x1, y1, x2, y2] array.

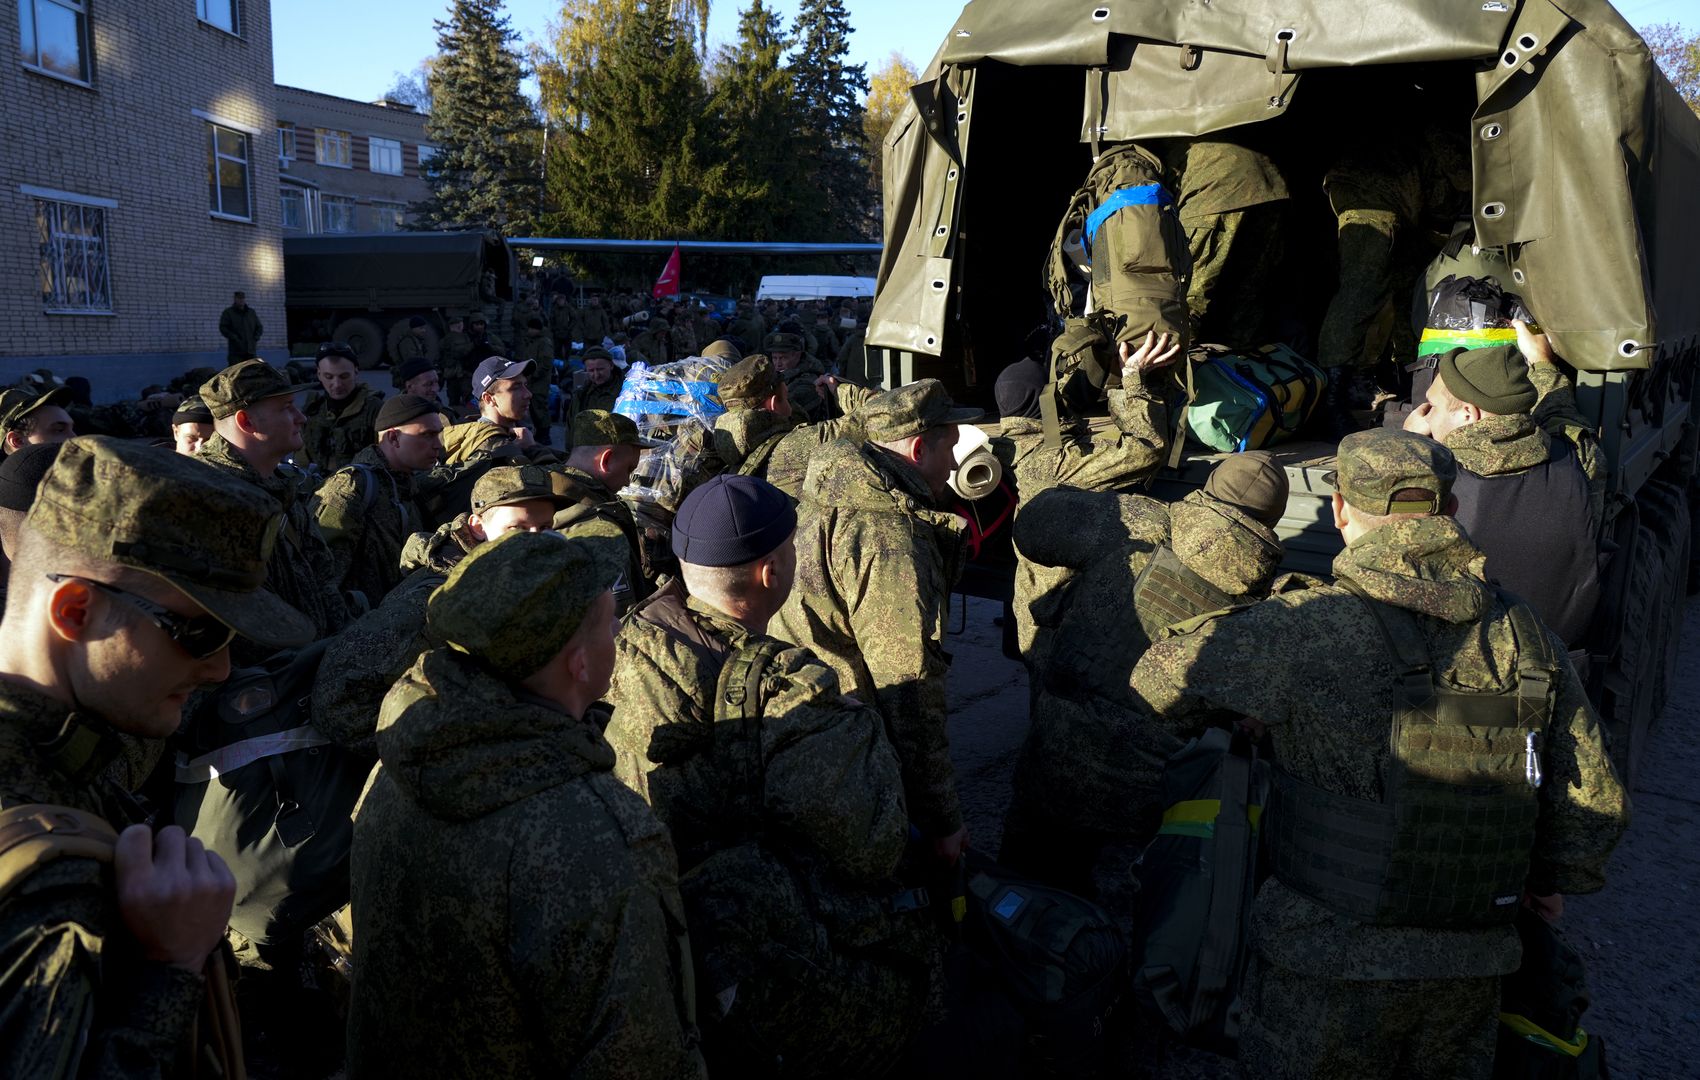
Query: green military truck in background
[[864, 0, 1700, 788], [282, 230, 519, 368]]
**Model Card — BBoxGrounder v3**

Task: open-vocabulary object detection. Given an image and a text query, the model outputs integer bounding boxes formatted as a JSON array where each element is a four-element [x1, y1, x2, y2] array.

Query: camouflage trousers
[[1317, 208, 1425, 372], [1239, 952, 1497, 1080], [1183, 203, 1285, 350]]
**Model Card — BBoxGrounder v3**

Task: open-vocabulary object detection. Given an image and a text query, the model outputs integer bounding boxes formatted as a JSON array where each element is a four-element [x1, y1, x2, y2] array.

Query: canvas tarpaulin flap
[[1083, 42, 1301, 143], [867, 65, 975, 357]]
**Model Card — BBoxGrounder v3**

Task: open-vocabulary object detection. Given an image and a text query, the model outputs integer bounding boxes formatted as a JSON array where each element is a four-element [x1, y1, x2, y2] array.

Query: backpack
[[1129, 727, 1269, 1052], [172, 640, 376, 947], [1493, 909, 1611, 1079], [961, 852, 1128, 1077], [0, 804, 246, 1079], [1185, 343, 1325, 453]]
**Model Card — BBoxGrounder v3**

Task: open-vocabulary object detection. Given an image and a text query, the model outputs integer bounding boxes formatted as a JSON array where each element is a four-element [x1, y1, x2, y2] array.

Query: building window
[[320, 195, 356, 233], [207, 123, 251, 220], [20, 0, 91, 84], [315, 128, 351, 168], [368, 137, 403, 176], [278, 122, 295, 166], [280, 188, 308, 230], [369, 202, 405, 232], [35, 197, 112, 313], [196, 0, 238, 35], [417, 144, 438, 168]]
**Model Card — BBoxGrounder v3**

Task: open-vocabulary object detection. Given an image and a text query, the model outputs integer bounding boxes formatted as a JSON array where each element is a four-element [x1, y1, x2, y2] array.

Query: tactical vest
[[1451, 441, 1599, 648], [1268, 586, 1558, 929], [1131, 543, 1241, 641]]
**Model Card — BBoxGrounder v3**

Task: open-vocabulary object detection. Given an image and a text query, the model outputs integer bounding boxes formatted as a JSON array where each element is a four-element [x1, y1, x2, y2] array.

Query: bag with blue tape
[[961, 851, 1127, 1077], [1184, 343, 1326, 453]]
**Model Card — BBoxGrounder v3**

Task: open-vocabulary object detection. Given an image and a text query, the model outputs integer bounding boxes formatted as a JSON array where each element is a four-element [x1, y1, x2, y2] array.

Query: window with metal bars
[[36, 198, 112, 313]]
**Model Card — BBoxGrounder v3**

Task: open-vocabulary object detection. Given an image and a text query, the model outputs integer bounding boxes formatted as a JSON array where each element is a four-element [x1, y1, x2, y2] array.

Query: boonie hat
[[27, 437, 313, 648], [572, 409, 660, 449], [473, 357, 533, 395], [860, 380, 984, 443], [0, 442, 62, 511], [1203, 452, 1289, 528], [470, 464, 575, 512], [200, 360, 314, 421], [1327, 429, 1458, 516], [1438, 345, 1539, 416], [428, 530, 625, 681], [717, 355, 781, 404], [672, 474, 797, 568]]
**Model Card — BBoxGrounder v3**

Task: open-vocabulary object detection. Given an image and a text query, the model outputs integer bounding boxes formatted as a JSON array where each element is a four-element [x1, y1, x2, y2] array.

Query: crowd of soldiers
[[0, 249, 1629, 1080]]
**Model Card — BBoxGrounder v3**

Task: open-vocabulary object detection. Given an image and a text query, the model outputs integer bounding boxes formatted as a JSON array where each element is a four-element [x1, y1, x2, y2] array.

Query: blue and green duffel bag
[[1185, 344, 1325, 453]]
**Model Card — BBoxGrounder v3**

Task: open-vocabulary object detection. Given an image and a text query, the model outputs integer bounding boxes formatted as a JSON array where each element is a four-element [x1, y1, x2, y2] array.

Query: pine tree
[[708, 2, 809, 240], [413, 0, 542, 234], [790, 0, 871, 240]]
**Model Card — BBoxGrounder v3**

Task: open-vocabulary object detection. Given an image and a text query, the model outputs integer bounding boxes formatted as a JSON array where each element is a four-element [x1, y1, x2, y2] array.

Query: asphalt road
[[942, 593, 1700, 1078]]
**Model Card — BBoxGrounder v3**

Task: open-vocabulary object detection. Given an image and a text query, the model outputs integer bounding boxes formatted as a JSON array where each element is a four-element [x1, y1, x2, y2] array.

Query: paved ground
[[942, 593, 1700, 1078]]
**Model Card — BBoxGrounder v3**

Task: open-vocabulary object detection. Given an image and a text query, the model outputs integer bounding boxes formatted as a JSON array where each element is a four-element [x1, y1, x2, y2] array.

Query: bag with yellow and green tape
[[1129, 727, 1269, 1052], [1414, 275, 1534, 390], [1493, 908, 1610, 1079]]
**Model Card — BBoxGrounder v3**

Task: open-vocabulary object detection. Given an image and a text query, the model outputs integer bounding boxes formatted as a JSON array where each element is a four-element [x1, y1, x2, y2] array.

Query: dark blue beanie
[[671, 475, 797, 567]]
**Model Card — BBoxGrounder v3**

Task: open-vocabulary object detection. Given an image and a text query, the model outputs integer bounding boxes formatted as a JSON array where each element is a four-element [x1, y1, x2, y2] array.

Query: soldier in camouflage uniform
[[440, 357, 549, 465], [0, 437, 312, 1079], [992, 332, 1180, 662], [710, 355, 876, 499], [392, 316, 430, 371], [608, 475, 936, 1076], [466, 313, 508, 362], [1160, 136, 1290, 349], [1131, 429, 1628, 1080], [312, 466, 576, 753], [670, 312, 700, 360], [300, 342, 385, 473], [728, 301, 765, 349], [439, 313, 475, 408], [168, 397, 215, 455], [580, 295, 614, 345], [0, 443, 60, 612], [554, 409, 660, 615], [773, 380, 981, 862], [567, 348, 626, 443], [0, 384, 76, 456], [350, 531, 706, 1079], [998, 454, 1289, 892], [198, 360, 351, 661], [516, 319, 557, 429], [312, 395, 447, 608], [768, 330, 829, 422]]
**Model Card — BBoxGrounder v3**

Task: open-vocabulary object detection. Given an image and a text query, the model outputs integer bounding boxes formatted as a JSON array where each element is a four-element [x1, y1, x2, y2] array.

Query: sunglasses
[[316, 342, 358, 360], [46, 574, 236, 660]]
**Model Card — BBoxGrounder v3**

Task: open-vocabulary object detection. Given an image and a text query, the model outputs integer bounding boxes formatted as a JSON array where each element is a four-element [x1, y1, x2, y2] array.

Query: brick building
[[1, 0, 286, 397], [275, 85, 431, 236]]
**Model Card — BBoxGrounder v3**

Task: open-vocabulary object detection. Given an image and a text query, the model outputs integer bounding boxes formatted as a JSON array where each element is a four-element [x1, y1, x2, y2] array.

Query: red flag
[[652, 245, 681, 299]]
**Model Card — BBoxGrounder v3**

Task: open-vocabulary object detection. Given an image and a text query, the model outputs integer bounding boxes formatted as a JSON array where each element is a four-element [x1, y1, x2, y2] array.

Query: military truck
[[868, 0, 1700, 788], [282, 230, 518, 368]]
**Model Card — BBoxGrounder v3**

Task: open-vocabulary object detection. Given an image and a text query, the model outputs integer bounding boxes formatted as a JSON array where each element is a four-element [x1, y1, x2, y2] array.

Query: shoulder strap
[[1338, 578, 1434, 708], [1497, 591, 1559, 731], [737, 430, 788, 477], [0, 804, 118, 904], [712, 639, 786, 799]]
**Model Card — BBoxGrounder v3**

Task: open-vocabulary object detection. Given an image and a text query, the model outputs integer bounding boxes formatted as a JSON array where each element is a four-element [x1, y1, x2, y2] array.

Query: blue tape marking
[[1083, 183, 1171, 248]]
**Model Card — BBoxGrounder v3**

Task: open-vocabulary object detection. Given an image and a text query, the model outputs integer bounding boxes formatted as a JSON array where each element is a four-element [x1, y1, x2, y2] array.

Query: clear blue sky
[[272, 0, 962, 101]]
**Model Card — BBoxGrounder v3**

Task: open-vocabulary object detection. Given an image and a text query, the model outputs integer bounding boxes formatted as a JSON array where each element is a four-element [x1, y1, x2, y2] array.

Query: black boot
[[1323, 368, 1361, 440]]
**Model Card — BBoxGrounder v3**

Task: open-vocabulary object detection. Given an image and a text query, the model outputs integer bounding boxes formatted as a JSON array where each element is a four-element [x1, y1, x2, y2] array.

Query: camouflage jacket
[[1011, 487, 1282, 833], [1161, 137, 1290, 221], [311, 516, 476, 753], [996, 381, 1170, 660], [198, 434, 350, 662], [772, 439, 968, 837], [350, 648, 706, 1079], [780, 356, 829, 423], [312, 445, 423, 607], [441, 418, 518, 465], [1132, 515, 1627, 980], [569, 378, 625, 437], [394, 332, 427, 369], [439, 330, 475, 379], [0, 680, 203, 1080], [551, 467, 652, 615], [300, 384, 384, 474], [711, 382, 876, 498]]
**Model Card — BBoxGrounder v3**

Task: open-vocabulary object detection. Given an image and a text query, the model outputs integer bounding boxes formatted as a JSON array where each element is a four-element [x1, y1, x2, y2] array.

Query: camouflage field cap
[[200, 360, 314, 421], [27, 437, 314, 648], [700, 339, 742, 363], [1438, 345, 1538, 415], [1203, 452, 1289, 528], [572, 409, 660, 449], [717, 354, 781, 404], [170, 396, 214, 426], [0, 385, 73, 433], [764, 332, 805, 353], [1328, 429, 1458, 516], [470, 464, 576, 513], [428, 530, 625, 681], [861, 379, 984, 443]]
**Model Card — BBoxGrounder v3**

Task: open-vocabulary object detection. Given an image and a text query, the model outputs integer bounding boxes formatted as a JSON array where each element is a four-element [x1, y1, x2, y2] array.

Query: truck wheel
[[332, 318, 385, 369], [384, 319, 442, 365]]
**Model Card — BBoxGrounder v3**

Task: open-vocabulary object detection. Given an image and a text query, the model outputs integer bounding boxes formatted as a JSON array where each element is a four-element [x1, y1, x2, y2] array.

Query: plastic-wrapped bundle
[[614, 354, 734, 524], [1418, 274, 1534, 359]]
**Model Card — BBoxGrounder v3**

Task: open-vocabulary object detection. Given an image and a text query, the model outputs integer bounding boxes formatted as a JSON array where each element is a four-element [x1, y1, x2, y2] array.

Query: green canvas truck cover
[[869, 0, 1700, 376]]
